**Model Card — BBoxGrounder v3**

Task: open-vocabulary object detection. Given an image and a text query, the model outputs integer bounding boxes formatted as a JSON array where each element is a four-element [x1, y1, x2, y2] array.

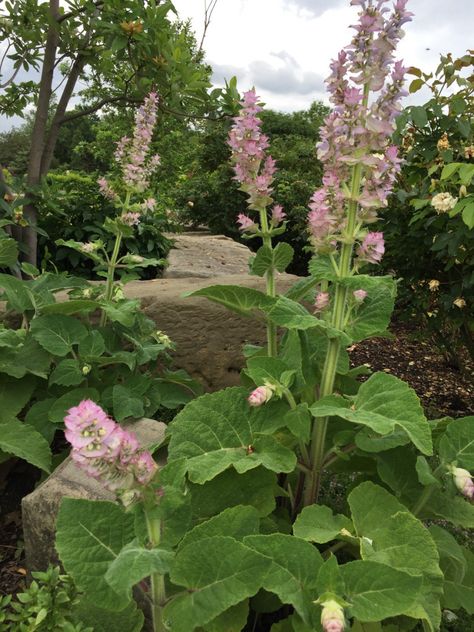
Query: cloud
[[211, 62, 245, 85], [282, 0, 346, 17], [249, 52, 325, 95]]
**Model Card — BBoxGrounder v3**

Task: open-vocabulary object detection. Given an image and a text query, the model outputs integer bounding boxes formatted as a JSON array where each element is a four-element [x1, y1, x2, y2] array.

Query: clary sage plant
[[55, 2, 474, 631]]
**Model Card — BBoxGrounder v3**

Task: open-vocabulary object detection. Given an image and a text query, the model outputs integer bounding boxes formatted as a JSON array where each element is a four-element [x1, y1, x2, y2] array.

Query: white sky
[[173, 0, 474, 112]]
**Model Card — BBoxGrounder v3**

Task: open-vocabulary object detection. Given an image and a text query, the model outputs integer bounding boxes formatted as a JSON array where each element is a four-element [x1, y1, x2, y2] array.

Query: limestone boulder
[[163, 232, 251, 278], [123, 273, 298, 390]]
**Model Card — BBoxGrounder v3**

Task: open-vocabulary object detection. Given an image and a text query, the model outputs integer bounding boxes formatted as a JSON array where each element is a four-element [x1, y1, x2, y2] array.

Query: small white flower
[[431, 192, 457, 213]]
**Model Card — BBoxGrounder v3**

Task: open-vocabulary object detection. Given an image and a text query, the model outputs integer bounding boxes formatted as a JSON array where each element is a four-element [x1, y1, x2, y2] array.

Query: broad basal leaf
[[348, 482, 443, 631], [0, 374, 36, 420], [49, 359, 85, 387], [293, 504, 353, 544], [167, 387, 296, 483], [179, 505, 260, 550], [442, 547, 474, 614], [72, 598, 144, 632], [243, 534, 323, 625], [112, 384, 144, 421], [164, 536, 271, 632], [30, 314, 88, 356], [422, 491, 474, 528], [56, 499, 135, 610], [48, 387, 100, 423], [0, 237, 18, 267], [341, 560, 421, 622], [0, 418, 51, 472], [310, 372, 432, 455], [186, 285, 275, 316]]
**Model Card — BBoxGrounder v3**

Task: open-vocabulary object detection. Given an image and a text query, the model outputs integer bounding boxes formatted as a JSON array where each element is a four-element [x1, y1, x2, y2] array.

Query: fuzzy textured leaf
[[56, 499, 135, 610], [30, 314, 87, 356], [186, 285, 275, 316], [310, 373, 432, 455], [167, 387, 296, 483], [293, 505, 353, 543], [0, 418, 51, 472], [439, 416, 474, 469]]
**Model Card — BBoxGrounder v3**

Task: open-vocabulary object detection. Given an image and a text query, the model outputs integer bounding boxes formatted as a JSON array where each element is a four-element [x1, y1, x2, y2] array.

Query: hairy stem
[[99, 192, 130, 326], [304, 162, 363, 507], [145, 512, 166, 632]]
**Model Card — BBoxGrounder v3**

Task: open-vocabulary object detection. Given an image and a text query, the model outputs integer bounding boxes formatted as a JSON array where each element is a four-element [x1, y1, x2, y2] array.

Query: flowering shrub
[[380, 51, 474, 364], [0, 94, 202, 475], [54, 3, 474, 632]]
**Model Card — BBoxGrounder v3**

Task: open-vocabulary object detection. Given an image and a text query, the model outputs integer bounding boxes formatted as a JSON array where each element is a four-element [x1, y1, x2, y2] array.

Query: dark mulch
[[0, 321, 472, 601]]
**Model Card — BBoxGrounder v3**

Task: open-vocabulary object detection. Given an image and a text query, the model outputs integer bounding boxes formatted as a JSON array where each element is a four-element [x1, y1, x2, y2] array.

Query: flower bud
[[459, 185, 467, 198], [314, 291, 330, 312], [321, 599, 345, 632], [453, 297, 466, 309], [82, 364, 91, 376], [451, 466, 474, 500], [353, 289, 367, 303], [428, 279, 440, 291], [248, 385, 273, 407]]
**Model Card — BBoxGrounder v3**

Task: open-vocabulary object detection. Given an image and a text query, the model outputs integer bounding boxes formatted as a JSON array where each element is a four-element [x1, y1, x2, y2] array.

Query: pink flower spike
[[248, 385, 273, 407]]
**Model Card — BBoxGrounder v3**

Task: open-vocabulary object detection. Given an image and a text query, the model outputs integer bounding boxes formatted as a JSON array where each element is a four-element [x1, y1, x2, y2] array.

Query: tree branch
[[57, 0, 104, 24]]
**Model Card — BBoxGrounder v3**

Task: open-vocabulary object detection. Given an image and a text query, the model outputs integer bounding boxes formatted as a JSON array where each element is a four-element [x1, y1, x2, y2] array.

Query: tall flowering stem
[[304, 0, 411, 505], [228, 90, 286, 356], [98, 92, 161, 326], [64, 400, 166, 632]]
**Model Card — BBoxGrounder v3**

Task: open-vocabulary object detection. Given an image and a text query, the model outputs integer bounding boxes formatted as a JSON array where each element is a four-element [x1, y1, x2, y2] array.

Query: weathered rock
[[22, 418, 166, 572], [124, 273, 298, 390], [163, 232, 252, 278]]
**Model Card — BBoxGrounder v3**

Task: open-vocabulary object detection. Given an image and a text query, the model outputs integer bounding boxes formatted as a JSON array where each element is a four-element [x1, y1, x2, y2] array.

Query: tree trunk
[[23, 0, 60, 268], [40, 54, 86, 176]]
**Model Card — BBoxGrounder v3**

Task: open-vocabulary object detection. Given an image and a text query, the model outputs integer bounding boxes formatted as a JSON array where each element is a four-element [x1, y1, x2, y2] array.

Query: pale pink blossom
[[353, 289, 368, 302], [121, 212, 141, 226], [65, 400, 158, 504], [321, 600, 345, 632], [314, 291, 330, 312], [452, 466, 474, 500], [357, 231, 385, 264], [237, 213, 257, 232], [98, 177, 118, 202], [248, 385, 273, 407], [271, 204, 286, 226]]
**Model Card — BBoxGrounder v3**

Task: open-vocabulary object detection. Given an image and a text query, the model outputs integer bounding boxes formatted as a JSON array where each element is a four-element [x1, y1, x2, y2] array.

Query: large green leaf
[[243, 534, 323, 625], [348, 482, 443, 631], [0, 273, 34, 312], [0, 418, 51, 471], [164, 536, 271, 632], [189, 467, 277, 520], [39, 299, 100, 316], [48, 387, 100, 423], [49, 359, 85, 387], [179, 505, 260, 549], [167, 387, 296, 484], [341, 560, 422, 622], [267, 296, 350, 343], [112, 384, 144, 421], [428, 525, 466, 585], [56, 499, 135, 610], [0, 374, 36, 419], [30, 314, 88, 356], [79, 330, 106, 358], [251, 243, 294, 276], [422, 491, 474, 528], [343, 276, 396, 343], [186, 285, 275, 316], [439, 416, 474, 469], [105, 543, 174, 601], [72, 599, 144, 632], [293, 504, 353, 544], [310, 373, 432, 455], [0, 238, 18, 266], [442, 547, 474, 614], [202, 600, 249, 632]]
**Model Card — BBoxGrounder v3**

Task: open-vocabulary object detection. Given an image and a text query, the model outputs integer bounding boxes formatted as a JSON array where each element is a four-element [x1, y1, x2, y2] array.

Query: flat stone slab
[[163, 232, 251, 278], [124, 273, 298, 390], [22, 418, 166, 572]]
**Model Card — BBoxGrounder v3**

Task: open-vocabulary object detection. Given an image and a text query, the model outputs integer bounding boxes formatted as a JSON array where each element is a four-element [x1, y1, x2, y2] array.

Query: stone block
[[163, 232, 251, 278], [123, 273, 298, 390], [22, 418, 166, 572]]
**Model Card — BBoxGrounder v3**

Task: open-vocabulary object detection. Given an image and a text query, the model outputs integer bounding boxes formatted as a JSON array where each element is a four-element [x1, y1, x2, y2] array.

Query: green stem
[[99, 192, 131, 326], [303, 156, 365, 507], [259, 208, 277, 357], [411, 464, 445, 517], [145, 511, 166, 632]]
